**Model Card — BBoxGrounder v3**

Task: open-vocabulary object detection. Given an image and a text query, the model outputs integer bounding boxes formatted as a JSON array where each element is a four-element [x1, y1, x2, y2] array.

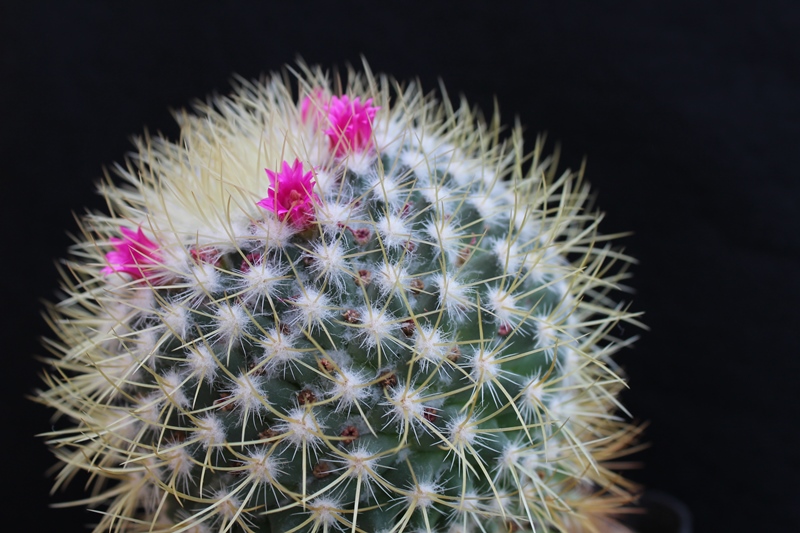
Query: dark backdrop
[[3, 1, 798, 532]]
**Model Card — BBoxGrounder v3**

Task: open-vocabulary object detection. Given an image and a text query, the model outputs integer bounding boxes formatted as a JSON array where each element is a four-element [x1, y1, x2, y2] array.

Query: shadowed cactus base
[[36, 61, 644, 533]]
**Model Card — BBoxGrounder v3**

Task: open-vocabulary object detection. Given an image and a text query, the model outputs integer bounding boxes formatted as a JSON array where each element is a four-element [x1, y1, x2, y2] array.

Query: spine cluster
[[37, 63, 642, 533]]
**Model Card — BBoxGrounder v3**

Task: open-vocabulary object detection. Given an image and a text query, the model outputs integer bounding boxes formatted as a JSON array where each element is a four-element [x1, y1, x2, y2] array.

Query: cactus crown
[[36, 61, 643, 533]]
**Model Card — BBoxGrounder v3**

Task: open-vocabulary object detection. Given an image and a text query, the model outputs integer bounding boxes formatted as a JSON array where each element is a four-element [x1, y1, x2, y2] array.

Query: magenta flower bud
[[257, 158, 319, 228], [324, 95, 379, 156], [102, 226, 161, 280]]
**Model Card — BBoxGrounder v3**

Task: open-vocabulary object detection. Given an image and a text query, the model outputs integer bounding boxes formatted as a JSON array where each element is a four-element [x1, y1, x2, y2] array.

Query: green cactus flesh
[[37, 63, 642, 533]]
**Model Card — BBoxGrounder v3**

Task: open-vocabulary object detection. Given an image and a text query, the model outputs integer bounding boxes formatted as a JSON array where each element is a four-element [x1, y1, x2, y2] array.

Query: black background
[[3, 1, 798, 532]]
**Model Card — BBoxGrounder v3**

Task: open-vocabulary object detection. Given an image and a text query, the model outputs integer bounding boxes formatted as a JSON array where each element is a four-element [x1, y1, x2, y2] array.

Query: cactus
[[35, 61, 643, 533]]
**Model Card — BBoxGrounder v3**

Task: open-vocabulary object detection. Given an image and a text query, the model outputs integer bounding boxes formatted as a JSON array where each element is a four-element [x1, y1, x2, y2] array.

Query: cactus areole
[[36, 62, 644, 533]]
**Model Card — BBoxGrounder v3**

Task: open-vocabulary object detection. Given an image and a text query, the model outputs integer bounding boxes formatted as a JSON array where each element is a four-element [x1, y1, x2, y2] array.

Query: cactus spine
[[36, 62, 643, 533]]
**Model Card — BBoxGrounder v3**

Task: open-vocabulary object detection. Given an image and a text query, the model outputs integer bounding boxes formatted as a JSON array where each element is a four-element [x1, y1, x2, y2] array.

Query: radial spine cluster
[[37, 62, 643, 533]]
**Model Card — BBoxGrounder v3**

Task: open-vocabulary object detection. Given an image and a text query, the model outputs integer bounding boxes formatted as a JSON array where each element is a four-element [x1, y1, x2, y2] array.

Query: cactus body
[[37, 62, 642, 533]]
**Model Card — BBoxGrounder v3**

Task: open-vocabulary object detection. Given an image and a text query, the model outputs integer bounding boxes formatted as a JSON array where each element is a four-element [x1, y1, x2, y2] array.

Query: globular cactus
[[36, 61, 644, 533]]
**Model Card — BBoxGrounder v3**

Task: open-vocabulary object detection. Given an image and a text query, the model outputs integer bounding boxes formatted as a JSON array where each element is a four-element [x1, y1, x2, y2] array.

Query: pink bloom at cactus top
[[257, 159, 319, 228], [324, 95, 379, 156], [102, 227, 161, 280]]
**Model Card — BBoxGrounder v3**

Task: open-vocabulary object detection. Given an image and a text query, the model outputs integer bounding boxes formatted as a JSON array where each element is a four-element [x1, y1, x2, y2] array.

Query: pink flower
[[257, 159, 319, 228], [324, 95, 379, 156], [102, 227, 161, 280]]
